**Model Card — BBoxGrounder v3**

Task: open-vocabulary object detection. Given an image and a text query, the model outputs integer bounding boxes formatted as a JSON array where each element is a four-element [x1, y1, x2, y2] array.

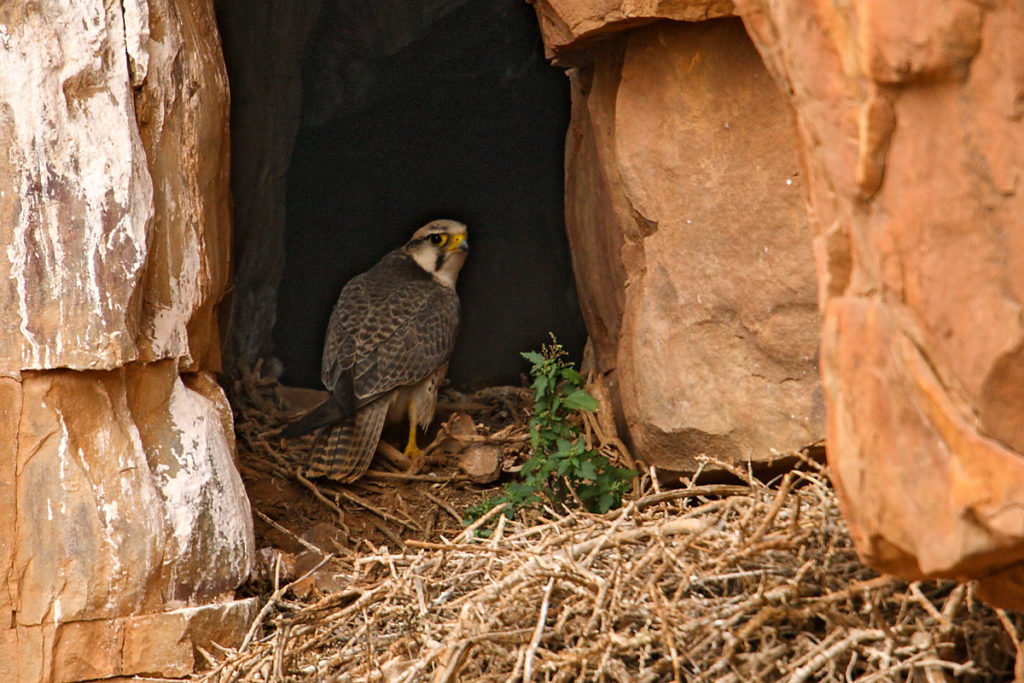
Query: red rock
[[459, 444, 502, 484], [537, 0, 1024, 607], [532, 0, 736, 60], [737, 0, 1024, 605], [558, 19, 824, 472], [0, 0, 255, 677], [0, 0, 229, 374], [0, 377, 18, 630]]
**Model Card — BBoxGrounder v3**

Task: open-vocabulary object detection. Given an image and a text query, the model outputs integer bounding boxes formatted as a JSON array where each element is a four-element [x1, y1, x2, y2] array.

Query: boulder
[[737, 0, 1024, 607], [0, 0, 255, 678], [532, 0, 736, 59], [535, 0, 1024, 607], [0, 0, 228, 373], [558, 18, 824, 472]]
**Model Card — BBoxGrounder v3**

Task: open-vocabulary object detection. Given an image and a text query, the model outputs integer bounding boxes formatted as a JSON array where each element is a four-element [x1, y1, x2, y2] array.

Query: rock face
[[553, 15, 824, 472], [533, 0, 1024, 607], [0, 1, 255, 679], [736, 0, 1024, 608]]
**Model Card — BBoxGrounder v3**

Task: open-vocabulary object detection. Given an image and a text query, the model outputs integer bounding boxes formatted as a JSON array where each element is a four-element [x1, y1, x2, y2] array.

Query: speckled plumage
[[283, 220, 468, 481]]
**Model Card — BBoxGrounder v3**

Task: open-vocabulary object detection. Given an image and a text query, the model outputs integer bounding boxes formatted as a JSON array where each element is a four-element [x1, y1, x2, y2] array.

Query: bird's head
[[405, 219, 469, 288]]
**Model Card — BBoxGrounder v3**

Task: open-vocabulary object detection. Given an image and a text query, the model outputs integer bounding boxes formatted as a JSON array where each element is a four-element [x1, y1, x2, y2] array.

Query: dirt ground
[[229, 367, 535, 593]]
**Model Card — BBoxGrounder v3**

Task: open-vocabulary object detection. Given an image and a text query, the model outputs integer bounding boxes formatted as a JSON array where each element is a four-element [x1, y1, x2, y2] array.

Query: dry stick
[[376, 439, 413, 470], [296, 471, 347, 525], [648, 583, 682, 682], [362, 469, 450, 482], [909, 581, 949, 627], [504, 646, 527, 683], [522, 577, 556, 683], [634, 485, 753, 511], [367, 515, 406, 548], [329, 484, 420, 530], [743, 472, 794, 547], [449, 518, 703, 609], [405, 539, 511, 554], [238, 552, 335, 652], [458, 501, 510, 542], [939, 583, 967, 623], [580, 501, 636, 568], [995, 607, 1024, 682], [444, 430, 529, 444], [786, 629, 885, 683], [808, 575, 899, 604], [423, 490, 464, 526], [254, 508, 328, 557]]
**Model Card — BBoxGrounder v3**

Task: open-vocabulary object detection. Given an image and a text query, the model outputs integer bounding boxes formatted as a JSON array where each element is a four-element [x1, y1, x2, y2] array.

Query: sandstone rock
[[134, 0, 233, 372], [52, 619, 124, 682], [459, 444, 502, 484], [14, 369, 167, 625], [32, 598, 257, 682], [532, 0, 736, 59], [0, 0, 229, 374], [735, 0, 1024, 605], [557, 19, 824, 472], [0, 1, 255, 677], [0, 625, 55, 683], [125, 362, 254, 607], [12, 365, 253, 625], [0, 1, 152, 372], [0, 376, 18, 630]]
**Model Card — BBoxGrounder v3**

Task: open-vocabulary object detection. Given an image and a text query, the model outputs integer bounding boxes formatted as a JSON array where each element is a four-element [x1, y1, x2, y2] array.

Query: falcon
[[282, 219, 469, 481]]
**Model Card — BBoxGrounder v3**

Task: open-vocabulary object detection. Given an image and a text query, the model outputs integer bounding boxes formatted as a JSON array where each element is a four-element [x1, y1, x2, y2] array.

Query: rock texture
[[736, 0, 1024, 608], [533, 0, 1024, 607], [554, 16, 824, 472], [0, 0, 254, 679], [533, 0, 735, 58], [215, 0, 324, 373]]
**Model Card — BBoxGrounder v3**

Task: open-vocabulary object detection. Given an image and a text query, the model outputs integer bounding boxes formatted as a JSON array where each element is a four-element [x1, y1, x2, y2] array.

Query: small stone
[[459, 444, 502, 484]]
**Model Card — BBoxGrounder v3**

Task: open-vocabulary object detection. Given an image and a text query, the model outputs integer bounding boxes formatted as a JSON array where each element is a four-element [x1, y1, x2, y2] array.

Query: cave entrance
[[212, 0, 593, 608], [216, 0, 586, 391]]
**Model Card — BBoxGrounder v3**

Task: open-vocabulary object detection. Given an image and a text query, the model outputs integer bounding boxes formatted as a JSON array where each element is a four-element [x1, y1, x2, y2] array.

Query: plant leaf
[[562, 389, 599, 412]]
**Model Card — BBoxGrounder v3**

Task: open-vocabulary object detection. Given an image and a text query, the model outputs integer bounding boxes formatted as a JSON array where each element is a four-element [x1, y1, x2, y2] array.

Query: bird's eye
[[429, 234, 446, 246]]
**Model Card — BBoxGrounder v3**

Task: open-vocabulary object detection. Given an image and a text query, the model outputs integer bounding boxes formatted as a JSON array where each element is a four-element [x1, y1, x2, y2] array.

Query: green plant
[[466, 338, 635, 525]]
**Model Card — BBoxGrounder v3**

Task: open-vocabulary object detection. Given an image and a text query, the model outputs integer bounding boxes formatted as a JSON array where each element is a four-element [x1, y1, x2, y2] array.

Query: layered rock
[[737, 0, 1024, 607], [533, 0, 735, 56], [0, 0, 254, 679], [555, 15, 824, 472], [533, 0, 1024, 607]]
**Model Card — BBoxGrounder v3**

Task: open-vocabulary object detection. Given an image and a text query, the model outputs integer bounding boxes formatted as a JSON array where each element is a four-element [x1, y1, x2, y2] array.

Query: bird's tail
[[303, 398, 388, 482]]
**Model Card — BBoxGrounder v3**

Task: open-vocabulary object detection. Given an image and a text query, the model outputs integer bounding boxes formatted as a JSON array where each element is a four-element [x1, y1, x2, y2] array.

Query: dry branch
[[215, 373, 1018, 682]]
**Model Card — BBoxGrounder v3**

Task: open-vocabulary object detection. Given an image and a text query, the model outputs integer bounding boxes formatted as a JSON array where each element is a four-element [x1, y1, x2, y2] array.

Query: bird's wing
[[351, 285, 460, 399], [322, 252, 460, 408]]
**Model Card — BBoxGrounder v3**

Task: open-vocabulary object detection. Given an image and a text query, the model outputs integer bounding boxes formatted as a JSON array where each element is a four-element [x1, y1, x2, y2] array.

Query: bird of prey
[[281, 219, 470, 481]]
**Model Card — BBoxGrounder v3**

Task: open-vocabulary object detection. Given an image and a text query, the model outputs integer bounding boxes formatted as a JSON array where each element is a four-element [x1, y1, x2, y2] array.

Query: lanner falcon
[[282, 219, 469, 481]]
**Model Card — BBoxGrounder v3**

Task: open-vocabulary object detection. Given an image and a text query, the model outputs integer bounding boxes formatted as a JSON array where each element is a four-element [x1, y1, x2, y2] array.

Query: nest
[[204, 368, 1023, 682]]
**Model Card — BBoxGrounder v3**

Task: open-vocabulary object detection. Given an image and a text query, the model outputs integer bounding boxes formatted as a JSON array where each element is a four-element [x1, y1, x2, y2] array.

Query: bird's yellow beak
[[447, 234, 469, 252]]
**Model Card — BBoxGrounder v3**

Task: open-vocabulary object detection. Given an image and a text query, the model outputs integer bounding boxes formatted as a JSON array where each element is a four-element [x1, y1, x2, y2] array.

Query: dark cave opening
[[216, 0, 586, 390]]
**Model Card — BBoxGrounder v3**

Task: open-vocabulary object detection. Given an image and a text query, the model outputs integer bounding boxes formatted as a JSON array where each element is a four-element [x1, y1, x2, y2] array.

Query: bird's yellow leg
[[404, 403, 422, 459]]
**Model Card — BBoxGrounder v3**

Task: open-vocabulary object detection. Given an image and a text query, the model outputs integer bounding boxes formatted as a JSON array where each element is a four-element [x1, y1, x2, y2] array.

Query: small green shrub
[[466, 338, 635, 525]]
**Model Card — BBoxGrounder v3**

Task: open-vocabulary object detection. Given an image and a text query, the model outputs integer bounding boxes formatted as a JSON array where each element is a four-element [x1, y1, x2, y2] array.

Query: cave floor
[[229, 368, 527, 583], [205, 369, 1018, 682]]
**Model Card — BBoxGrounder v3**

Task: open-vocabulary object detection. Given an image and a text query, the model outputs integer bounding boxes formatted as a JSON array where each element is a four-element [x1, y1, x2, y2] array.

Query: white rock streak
[[0, 1, 203, 371]]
